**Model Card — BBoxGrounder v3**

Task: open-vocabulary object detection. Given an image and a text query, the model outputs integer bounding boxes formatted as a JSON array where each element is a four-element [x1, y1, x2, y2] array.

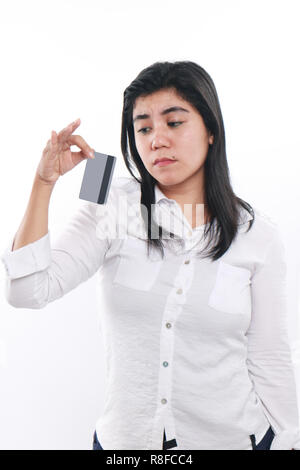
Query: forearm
[[12, 172, 56, 251]]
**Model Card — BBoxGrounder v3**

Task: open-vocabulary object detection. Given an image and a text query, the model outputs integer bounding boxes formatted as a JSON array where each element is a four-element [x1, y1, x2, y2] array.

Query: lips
[[154, 157, 175, 165]]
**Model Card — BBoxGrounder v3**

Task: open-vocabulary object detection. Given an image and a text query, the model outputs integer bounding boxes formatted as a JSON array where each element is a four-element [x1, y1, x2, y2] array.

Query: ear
[[209, 134, 214, 145]]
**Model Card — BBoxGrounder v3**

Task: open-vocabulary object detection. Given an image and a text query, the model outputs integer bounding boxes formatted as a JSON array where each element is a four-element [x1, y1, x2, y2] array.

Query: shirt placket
[[147, 250, 195, 450]]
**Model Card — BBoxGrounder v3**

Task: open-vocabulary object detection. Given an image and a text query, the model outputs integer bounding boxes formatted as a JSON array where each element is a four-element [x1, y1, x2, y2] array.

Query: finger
[[66, 134, 94, 158], [59, 119, 81, 140], [43, 137, 53, 155], [70, 150, 92, 164], [48, 130, 58, 160], [57, 118, 81, 142], [51, 130, 57, 146]]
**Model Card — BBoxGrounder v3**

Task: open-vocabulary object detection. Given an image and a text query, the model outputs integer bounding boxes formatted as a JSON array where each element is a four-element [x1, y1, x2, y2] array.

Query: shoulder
[[109, 176, 140, 197], [251, 205, 277, 226], [108, 176, 142, 208], [241, 204, 284, 249], [252, 206, 280, 232], [111, 175, 140, 190]]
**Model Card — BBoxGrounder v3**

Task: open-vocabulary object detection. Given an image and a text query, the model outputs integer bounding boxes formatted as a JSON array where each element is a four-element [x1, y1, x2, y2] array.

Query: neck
[[157, 173, 211, 228]]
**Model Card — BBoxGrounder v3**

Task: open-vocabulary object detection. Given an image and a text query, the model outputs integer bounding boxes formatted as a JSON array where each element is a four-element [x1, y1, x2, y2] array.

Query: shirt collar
[[154, 184, 171, 204]]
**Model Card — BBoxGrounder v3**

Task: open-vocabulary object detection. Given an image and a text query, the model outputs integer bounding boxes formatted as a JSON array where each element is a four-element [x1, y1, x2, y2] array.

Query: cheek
[[182, 126, 206, 145], [135, 138, 150, 167], [135, 135, 146, 154], [181, 128, 209, 152]]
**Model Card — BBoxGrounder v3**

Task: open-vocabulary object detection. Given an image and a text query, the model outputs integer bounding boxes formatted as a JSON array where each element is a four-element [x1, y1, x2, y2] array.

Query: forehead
[[133, 88, 191, 111]]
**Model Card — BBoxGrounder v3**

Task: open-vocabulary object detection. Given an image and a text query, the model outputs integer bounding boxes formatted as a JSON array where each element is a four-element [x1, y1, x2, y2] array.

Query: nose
[[151, 133, 171, 150]]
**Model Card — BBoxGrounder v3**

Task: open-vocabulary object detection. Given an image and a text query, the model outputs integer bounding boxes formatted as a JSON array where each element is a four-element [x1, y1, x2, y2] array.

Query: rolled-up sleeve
[[1, 201, 110, 309], [246, 226, 300, 450]]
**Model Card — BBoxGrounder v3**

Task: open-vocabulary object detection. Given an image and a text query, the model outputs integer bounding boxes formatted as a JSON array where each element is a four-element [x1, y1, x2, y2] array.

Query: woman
[[2, 61, 299, 450]]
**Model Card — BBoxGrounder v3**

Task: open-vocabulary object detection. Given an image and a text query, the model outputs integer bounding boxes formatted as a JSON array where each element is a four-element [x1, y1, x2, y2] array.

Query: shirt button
[[184, 260, 190, 264], [176, 288, 183, 295], [166, 323, 172, 328], [163, 361, 169, 367], [161, 398, 167, 404], [187, 231, 192, 237]]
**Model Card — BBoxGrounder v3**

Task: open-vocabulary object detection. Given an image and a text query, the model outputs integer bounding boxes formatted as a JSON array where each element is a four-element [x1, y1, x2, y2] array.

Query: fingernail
[[90, 151, 95, 158]]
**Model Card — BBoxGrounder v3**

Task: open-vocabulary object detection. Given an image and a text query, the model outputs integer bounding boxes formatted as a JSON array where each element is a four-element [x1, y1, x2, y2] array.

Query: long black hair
[[120, 60, 254, 261]]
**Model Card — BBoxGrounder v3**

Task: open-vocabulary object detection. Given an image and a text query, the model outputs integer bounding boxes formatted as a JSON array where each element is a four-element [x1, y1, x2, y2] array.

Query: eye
[[137, 121, 183, 134], [169, 121, 183, 127]]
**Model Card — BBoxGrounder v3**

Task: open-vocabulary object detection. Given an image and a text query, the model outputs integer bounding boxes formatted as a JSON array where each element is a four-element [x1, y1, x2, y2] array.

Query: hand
[[36, 118, 95, 185]]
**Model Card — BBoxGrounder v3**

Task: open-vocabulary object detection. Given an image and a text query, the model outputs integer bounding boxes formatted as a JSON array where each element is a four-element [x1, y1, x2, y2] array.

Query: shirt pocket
[[208, 261, 252, 315], [112, 236, 163, 291]]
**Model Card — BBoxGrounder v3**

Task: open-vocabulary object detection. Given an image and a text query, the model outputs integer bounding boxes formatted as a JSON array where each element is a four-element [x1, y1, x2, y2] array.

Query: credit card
[[79, 151, 116, 204]]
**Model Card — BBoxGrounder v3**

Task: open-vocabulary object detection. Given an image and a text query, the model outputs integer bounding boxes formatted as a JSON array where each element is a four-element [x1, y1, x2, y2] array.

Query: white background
[[0, 0, 299, 449]]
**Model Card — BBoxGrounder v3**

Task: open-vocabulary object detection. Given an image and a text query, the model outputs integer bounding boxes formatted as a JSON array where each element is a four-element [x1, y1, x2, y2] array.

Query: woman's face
[[132, 87, 214, 188]]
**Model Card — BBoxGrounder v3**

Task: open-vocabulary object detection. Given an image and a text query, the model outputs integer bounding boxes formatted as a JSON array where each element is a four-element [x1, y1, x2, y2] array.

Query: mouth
[[154, 157, 177, 167]]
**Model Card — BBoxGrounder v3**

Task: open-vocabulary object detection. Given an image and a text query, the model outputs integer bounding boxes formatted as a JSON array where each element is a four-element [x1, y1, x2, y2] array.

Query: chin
[[156, 176, 182, 187], [147, 166, 183, 187]]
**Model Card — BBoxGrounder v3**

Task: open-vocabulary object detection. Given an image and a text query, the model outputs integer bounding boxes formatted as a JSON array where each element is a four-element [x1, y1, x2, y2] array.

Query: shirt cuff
[[270, 429, 300, 450], [0, 232, 51, 279]]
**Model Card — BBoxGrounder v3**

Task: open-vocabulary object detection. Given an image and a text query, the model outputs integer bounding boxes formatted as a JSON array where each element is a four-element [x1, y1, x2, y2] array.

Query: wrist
[[34, 172, 57, 188]]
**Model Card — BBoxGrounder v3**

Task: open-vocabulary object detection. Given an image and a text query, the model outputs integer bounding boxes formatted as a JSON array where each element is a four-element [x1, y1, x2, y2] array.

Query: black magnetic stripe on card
[[97, 155, 115, 204]]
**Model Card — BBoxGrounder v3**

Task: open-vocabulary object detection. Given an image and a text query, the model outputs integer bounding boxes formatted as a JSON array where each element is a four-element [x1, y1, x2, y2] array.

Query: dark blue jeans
[[250, 425, 275, 450], [93, 430, 104, 450], [92, 425, 275, 450]]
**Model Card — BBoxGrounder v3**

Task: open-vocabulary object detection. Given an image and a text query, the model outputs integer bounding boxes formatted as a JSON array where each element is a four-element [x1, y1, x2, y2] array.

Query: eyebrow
[[132, 106, 190, 124]]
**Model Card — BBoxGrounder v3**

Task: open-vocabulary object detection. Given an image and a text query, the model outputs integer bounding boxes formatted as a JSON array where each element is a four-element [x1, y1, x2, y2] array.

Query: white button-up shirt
[[1, 176, 300, 450]]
